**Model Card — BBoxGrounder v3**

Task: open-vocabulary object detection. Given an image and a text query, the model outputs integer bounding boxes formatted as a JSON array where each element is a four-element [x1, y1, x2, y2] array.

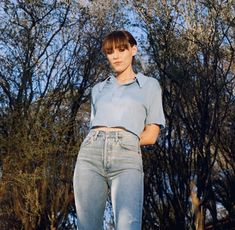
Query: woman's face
[[106, 44, 137, 74]]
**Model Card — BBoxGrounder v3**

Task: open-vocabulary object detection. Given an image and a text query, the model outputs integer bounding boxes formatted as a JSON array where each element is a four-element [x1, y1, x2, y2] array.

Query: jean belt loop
[[93, 130, 99, 140], [115, 132, 118, 143], [117, 132, 122, 142]]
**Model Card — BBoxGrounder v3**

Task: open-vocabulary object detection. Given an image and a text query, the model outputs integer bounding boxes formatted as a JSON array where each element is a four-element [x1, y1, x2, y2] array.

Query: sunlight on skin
[[139, 124, 160, 146], [106, 44, 161, 146]]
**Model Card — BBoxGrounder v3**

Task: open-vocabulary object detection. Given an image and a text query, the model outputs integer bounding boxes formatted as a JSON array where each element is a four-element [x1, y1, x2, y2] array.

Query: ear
[[131, 45, 137, 56]]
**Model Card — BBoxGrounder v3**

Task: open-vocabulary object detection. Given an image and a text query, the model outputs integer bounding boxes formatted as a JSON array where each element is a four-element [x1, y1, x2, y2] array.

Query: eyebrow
[[104, 44, 129, 54]]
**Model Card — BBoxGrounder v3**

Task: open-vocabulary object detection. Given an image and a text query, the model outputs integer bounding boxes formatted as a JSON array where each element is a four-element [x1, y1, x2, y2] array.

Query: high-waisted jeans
[[73, 129, 144, 230]]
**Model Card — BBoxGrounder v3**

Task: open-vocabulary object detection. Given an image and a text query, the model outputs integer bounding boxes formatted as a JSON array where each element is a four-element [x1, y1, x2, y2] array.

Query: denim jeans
[[73, 129, 144, 230]]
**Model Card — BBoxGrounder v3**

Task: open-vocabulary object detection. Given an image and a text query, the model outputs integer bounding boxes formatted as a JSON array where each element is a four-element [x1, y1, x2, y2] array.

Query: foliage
[[129, 0, 235, 229], [0, 0, 234, 229], [0, 0, 124, 229]]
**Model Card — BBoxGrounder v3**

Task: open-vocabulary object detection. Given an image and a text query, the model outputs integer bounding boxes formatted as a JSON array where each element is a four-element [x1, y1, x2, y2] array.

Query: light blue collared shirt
[[90, 72, 165, 138]]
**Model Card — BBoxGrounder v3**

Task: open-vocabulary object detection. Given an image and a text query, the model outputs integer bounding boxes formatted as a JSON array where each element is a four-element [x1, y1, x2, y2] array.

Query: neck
[[116, 68, 136, 80]]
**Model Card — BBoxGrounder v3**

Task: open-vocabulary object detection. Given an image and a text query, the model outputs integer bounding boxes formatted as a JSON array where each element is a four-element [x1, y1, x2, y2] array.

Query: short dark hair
[[102, 30, 137, 55]]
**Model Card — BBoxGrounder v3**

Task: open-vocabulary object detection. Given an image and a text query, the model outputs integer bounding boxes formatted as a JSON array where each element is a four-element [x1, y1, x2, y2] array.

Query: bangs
[[102, 31, 137, 54], [102, 39, 129, 54]]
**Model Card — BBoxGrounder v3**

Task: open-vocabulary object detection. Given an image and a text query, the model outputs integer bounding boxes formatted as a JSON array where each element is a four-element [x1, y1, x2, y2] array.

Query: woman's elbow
[[150, 136, 158, 145], [140, 135, 158, 146]]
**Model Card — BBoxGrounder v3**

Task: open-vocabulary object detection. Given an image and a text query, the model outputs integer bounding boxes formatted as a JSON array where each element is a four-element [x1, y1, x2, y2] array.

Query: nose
[[112, 50, 119, 59]]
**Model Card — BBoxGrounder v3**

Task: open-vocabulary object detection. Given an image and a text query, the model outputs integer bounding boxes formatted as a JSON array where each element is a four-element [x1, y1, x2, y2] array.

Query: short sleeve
[[145, 79, 165, 128]]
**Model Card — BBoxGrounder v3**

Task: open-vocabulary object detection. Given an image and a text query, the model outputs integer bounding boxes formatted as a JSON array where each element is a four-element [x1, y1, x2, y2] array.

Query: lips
[[113, 61, 122, 65]]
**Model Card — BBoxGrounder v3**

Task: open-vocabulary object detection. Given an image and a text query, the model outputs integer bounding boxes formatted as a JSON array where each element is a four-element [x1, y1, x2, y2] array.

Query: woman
[[73, 30, 165, 230]]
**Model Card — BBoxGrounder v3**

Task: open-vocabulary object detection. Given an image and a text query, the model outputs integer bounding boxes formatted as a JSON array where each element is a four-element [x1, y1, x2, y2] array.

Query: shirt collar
[[135, 73, 147, 87], [98, 73, 147, 92]]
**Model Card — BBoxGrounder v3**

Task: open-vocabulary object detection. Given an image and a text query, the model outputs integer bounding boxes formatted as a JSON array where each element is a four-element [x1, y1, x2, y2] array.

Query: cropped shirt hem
[[89, 72, 165, 139]]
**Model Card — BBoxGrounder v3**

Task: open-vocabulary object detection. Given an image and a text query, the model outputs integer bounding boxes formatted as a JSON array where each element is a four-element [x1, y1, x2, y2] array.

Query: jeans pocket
[[119, 135, 140, 153]]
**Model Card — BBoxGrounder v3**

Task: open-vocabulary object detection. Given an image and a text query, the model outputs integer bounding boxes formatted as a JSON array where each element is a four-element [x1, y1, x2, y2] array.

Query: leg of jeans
[[73, 166, 108, 230], [110, 169, 144, 230]]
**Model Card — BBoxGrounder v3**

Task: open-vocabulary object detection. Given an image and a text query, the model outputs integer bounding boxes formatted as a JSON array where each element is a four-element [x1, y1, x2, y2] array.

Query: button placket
[[111, 84, 122, 101]]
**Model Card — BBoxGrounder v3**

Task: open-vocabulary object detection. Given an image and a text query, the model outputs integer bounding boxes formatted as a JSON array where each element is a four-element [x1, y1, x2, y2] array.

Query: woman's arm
[[139, 124, 160, 146]]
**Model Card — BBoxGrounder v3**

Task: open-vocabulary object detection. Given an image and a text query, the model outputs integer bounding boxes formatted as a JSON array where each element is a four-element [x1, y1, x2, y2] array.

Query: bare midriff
[[92, 126, 125, 132]]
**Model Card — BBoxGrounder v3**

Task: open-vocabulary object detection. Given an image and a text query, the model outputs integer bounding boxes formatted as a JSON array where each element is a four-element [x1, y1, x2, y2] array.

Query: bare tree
[[126, 0, 235, 229], [0, 0, 124, 229]]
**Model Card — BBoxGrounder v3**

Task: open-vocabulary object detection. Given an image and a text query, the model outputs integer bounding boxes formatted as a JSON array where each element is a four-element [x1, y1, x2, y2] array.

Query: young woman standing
[[73, 30, 165, 230]]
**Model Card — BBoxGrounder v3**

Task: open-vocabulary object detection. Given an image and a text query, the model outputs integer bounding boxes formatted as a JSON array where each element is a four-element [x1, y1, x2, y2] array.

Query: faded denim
[[73, 129, 144, 230]]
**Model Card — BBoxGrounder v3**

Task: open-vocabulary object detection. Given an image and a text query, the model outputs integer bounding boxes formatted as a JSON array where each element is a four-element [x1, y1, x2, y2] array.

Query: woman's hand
[[139, 124, 160, 146]]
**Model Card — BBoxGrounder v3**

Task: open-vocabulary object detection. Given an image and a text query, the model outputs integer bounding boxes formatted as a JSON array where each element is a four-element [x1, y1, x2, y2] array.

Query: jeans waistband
[[89, 129, 138, 141]]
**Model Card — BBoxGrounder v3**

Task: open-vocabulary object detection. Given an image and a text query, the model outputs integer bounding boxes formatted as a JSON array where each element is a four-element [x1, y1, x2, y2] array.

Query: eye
[[106, 49, 114, 55], [119, 48, 125, 52]]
